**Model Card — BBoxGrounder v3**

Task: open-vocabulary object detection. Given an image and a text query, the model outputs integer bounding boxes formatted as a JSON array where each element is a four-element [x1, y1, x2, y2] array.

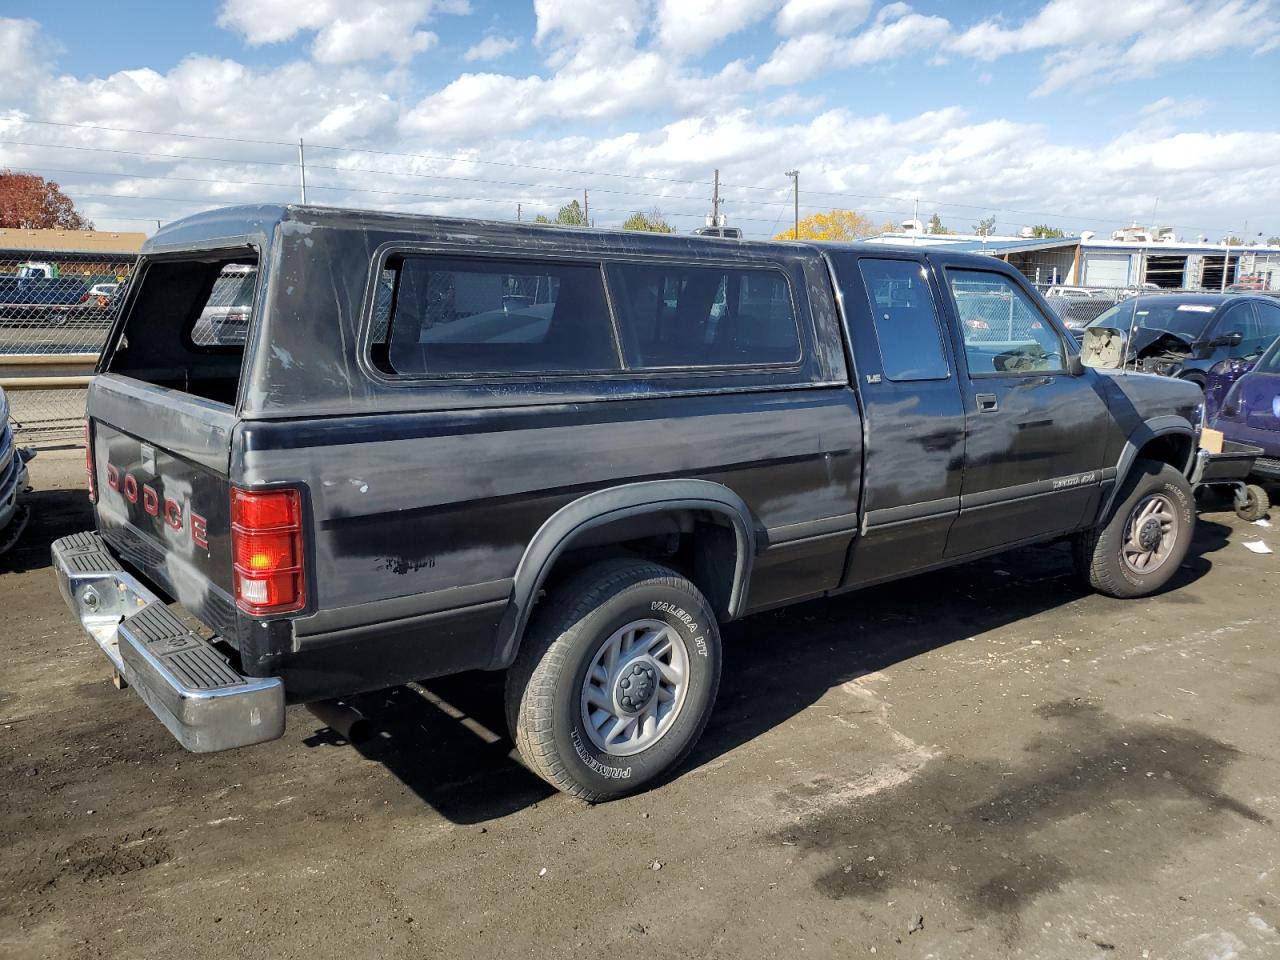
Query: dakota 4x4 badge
[[1052, 471, 1099, 491], [104, 463, 208, 549]]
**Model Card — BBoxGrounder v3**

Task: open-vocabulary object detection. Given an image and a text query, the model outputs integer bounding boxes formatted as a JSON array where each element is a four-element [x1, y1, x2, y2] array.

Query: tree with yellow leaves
[[772, 208, 882, 241]]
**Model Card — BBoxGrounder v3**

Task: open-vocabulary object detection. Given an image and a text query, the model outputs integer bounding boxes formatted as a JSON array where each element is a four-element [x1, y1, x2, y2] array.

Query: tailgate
[[90, 376, 239, 639]]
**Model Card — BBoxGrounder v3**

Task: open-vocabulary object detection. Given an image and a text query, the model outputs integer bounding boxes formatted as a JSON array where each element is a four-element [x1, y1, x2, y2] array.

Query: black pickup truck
[[53, 205, 1204, 800]]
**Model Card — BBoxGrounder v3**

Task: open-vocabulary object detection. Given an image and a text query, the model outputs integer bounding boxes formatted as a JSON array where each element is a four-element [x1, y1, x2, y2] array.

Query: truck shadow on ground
[[318, 520, 1231, 825], [0, 487, 94, 575]]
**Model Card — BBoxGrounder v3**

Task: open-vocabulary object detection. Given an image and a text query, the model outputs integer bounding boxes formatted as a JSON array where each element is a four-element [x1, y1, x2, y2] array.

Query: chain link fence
[[1034, 284, 1213, 330], [1, 256, 262, 442], [5, 388, 88, 441], [0, 252, 133, 356], [0, 251, 134, 443]]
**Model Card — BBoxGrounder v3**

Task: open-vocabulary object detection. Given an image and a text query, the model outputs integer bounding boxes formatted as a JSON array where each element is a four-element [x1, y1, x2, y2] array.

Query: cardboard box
[[1200, 427, 1224, 454]]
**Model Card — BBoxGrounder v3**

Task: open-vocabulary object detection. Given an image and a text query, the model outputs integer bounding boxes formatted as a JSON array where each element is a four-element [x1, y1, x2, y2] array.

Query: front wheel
[[505, 559, 722, 801], [1073, 459, 1195, 598]]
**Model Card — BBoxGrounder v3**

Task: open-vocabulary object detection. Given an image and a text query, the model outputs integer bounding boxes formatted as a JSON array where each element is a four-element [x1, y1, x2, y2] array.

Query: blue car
[[1085, 294, 1280, 403], [1213, 333, 1280, 490]]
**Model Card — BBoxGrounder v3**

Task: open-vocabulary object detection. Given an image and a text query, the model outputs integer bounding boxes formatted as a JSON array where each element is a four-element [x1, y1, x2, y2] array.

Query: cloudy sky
[[0, 0, 1277, 239]]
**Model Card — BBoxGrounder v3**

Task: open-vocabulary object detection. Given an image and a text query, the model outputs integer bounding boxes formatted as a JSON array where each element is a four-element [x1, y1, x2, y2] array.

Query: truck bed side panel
[[237, 388, 862, 697]]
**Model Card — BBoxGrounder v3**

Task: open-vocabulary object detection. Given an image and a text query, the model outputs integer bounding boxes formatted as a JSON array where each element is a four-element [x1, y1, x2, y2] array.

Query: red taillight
[[230, 487, 304, 615], [84, 418, 96, 503]]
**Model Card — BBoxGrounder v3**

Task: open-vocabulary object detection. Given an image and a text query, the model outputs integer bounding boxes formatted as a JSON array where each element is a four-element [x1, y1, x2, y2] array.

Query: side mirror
[[1066, 353, 1086, 377], [1080, 327, 1126, 370], [1212, 331, 1244, 348]]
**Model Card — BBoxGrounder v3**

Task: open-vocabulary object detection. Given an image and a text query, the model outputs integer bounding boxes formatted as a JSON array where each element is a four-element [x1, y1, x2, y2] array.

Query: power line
[[3, 116, 715, 189], [2, 139, 712, 206], [67, 184, 906, 229], [3, 121, 1250, 237]]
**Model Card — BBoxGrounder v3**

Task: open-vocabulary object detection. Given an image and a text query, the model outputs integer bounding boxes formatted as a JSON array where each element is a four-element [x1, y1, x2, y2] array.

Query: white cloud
[[775, 0, 873, 35], [30, 55, 398, 144], [217, 0, 468, 63], [847, 7, 950, 61], [0, 18, 54, 92], [1, 1, 1277, 243], [654, 0, 778, 56], [949, 0, 1165, 58], [758, 5, 949, 85], [950, 0, 1280, 94], [464, 35, 521, 62], [533, 0, 647, 56]]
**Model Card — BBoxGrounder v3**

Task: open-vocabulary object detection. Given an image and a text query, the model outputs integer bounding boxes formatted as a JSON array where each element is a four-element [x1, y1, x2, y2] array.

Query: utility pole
[[298, 138, 307, 204], [583, 189, 589, 227], [517, 202, 522, 222], [785, 170, 799, 239], [712, 169, 722, 227]]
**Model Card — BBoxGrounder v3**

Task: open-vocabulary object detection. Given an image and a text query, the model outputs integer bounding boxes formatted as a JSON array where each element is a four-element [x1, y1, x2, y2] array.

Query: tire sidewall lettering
[[555, 582, 720, 793], [650, 600, 709, 657]]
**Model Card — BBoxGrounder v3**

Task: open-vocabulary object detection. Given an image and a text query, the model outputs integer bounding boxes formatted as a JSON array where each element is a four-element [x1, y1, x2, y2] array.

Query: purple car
[[1212, 334, 1280, 485]]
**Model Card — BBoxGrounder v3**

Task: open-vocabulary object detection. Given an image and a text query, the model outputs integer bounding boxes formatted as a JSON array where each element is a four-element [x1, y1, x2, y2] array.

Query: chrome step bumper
[[52, 531, 285, 752]]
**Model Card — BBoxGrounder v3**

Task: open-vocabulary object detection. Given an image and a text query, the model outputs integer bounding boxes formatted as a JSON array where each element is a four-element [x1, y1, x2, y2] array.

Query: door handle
[[977, 393, 999, 413]]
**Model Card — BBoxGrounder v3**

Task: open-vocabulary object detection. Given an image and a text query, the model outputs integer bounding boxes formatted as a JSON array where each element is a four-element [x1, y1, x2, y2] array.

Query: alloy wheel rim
[[1122, 492, 1179, 575], [579, 618, 690, 757]]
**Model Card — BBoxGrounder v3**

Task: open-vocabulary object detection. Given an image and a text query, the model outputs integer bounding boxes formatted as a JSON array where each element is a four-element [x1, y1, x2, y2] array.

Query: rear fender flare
[[489, 480, 759, 670]]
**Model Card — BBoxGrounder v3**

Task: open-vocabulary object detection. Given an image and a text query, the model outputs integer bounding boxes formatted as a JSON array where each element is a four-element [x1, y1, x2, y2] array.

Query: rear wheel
[[1073, 459, 1195, 598], [505, 559, 722, 801]]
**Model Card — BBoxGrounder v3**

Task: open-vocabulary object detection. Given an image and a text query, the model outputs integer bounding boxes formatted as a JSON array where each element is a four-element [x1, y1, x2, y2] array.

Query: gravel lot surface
[[2, 450, 1277, 959]]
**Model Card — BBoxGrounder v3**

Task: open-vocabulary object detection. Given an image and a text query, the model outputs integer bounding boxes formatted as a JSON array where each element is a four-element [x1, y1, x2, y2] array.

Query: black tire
[[505, 559, 722, 801], [1073, 458, 1196, 599], [1236, 484, 1271, 522]]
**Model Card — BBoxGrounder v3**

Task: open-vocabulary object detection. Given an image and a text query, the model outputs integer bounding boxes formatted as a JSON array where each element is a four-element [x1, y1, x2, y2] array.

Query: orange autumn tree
[[0, 170, 93, 230], [773, 208, 880, 241]]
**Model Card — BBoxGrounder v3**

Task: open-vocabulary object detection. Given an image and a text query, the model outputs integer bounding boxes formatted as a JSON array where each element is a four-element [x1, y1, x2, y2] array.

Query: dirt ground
[[2, 449, 1278, 960]]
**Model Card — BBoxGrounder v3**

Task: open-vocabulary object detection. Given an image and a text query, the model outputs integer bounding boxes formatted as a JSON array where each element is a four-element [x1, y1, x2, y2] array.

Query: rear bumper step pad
[[52, 531, 284, 752]]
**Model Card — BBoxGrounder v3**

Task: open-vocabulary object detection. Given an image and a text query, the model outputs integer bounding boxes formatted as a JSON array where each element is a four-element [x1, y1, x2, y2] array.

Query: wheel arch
[[1097, 416, 1196, 523], [489, 480, 760, 670]]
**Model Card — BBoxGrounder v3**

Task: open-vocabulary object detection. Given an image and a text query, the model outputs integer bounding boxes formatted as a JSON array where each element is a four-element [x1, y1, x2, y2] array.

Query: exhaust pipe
[[306, 699, 372, 744]]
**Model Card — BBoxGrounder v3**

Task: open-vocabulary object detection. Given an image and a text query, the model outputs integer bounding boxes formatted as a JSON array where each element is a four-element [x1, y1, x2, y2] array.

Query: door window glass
[[948, 270, 1066, 375], [857, 259, 949, 380], [1254, 301, 1280, 359]]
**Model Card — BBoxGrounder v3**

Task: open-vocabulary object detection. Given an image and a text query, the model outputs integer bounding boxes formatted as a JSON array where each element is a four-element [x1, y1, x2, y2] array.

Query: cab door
[[826, 251, 967, 588], [940, 266, 1111, 557]]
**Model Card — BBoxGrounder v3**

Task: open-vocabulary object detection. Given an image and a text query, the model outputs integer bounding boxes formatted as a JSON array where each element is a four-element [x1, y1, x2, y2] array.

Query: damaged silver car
[[1083, 293, 1280, 391], [0, 386, 35, 554]]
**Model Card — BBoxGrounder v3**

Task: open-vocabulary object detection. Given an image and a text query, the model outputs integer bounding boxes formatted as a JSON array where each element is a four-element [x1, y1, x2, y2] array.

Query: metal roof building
[[866, 231, 1280, 291]]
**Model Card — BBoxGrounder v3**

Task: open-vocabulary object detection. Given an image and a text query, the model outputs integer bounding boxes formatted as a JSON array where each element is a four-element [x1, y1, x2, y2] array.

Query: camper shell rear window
[[105, 252, 258, 406]]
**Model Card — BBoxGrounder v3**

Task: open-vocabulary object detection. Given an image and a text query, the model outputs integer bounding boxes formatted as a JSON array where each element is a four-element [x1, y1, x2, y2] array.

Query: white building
[[865, 230, 1280, 291]]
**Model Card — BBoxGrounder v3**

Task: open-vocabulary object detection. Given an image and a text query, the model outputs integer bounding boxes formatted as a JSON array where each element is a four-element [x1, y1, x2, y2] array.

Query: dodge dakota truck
[[53, 205, 1204, 800]]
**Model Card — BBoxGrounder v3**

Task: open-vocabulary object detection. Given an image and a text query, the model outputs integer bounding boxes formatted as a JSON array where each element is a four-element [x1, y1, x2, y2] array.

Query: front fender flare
[[489, 479, 759, 670], [1097, 415, 1195, 522]]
